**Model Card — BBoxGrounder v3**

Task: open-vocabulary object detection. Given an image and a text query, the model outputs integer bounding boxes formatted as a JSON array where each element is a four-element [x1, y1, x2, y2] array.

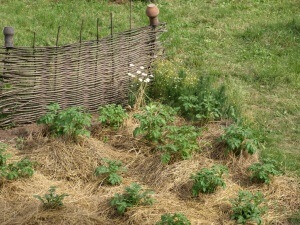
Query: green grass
[[0, 0, 299, 177]]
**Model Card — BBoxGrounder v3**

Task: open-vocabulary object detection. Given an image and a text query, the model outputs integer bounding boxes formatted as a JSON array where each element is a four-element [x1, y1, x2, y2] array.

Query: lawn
[[1, 0, 298, 177], [0, 0, 299, 223]]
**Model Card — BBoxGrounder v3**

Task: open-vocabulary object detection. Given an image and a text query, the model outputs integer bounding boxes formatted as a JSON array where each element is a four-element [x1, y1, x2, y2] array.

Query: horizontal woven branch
[[0, 24, 165, 128]]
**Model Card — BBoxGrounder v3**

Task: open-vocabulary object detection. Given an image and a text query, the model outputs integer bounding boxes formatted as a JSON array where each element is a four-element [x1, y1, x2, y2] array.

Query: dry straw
[[0, 122, 299, 225]]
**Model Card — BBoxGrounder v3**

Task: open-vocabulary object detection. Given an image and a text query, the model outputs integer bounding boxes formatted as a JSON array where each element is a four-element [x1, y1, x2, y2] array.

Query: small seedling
[[156, 213, 191, 225], [231, 190, 266, 225], [98, 104, 128, 129], [190, 164, 228, 195], [219, 123, 260, 155], [34, 186, 69, 209], [110, 182, 155, 215], [94, 158, 126, 185], [248, 158, 281, 184]]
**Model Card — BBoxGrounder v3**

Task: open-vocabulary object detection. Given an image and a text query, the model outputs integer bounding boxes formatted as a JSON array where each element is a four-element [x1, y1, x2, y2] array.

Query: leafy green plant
[[156, 213, 191, 225], [231, 191, 266, 225], [5, 158, 35, 180], [133, 103, 177, 142], [248, 159, 282, 184], [190, 164, 228, 195], [178, 77, 229, 123], [110, 182, 155, 215], [0, 143, 10, 167], [148, 64, 187, 106], [158, 125, 200, 164], [0, 143, 35, 180], [219, 123, 260, 155], [34, 186, 69, 209], [94, 158, 126, 185], [179, 93, 222, 122], [98, 104, 128, 129], [15, 137, 25, 150], [38, 103, 92, 139]]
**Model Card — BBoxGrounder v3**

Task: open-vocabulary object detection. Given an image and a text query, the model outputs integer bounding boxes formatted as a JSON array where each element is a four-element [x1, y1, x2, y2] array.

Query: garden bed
[[0, 116, 299, 225]]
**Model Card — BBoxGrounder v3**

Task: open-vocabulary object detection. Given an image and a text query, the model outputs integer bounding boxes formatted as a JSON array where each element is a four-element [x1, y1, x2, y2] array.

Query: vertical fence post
[[2, 27, 14, 126], [110, 13, 113, 37], [3, 27, 14, 48], [130, 0, 132, 30], [145, 4, 160, 88], [146, 4, 159, 27]]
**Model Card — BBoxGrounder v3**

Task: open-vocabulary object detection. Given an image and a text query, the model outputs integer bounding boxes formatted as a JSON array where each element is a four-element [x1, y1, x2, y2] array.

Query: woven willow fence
[[0, 24, 165, 128]]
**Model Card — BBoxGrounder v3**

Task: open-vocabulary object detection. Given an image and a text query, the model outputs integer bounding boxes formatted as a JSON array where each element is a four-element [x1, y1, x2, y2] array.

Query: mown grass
[[0, 0, 299, 178]]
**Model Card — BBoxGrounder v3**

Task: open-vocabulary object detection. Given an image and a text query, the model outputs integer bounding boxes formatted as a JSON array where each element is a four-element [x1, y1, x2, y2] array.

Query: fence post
[[146, 4, 159, 26], [3, 27, 14, 48]]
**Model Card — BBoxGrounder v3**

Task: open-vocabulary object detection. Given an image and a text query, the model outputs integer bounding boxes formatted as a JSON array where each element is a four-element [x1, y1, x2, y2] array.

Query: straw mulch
[[0, 121, 299, 225]]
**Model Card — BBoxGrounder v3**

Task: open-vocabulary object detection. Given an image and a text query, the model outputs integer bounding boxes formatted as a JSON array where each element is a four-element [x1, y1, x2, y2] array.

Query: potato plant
[[190, 164, 228, 195], [34, 186, 69, 209], [177, 76, 229, 123], [110, 183, 155, 215], [94, 158, 126, 185], [158, 125, 200, 164], [230, 191, 266, 225], [0, 143, 34, 180], [98, 104, 128, 129], [156, 213, 191, 225], [248, 159, 281, 184], [133, 103, 177, 143], [38, 103, 91, 139], [219, 123, 259, 155]]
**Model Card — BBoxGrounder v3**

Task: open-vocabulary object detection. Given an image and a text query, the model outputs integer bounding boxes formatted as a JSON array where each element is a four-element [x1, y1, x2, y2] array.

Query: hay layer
[[0, 122, 299, 225]]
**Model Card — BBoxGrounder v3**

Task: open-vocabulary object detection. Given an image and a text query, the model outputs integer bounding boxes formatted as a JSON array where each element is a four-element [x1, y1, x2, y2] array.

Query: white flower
[[138, 78, 143, 82], [131, 74, 136, 78], [136, 70, 141, 74], [141, 73, 147, 76], [144, 78, 150, 83], [127, 72, 133, 76], [149, 74, 154, 77], [140, 66, 145, 70], [129, 63, 134, 67]]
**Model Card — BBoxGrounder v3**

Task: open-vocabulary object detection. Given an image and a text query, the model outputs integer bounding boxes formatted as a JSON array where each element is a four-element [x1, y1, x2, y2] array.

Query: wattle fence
[[0, 4, 164, 128]]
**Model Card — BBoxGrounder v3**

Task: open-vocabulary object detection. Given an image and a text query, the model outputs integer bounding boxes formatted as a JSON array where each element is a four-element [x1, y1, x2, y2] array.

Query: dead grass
[[0, 121, 299, 225]]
